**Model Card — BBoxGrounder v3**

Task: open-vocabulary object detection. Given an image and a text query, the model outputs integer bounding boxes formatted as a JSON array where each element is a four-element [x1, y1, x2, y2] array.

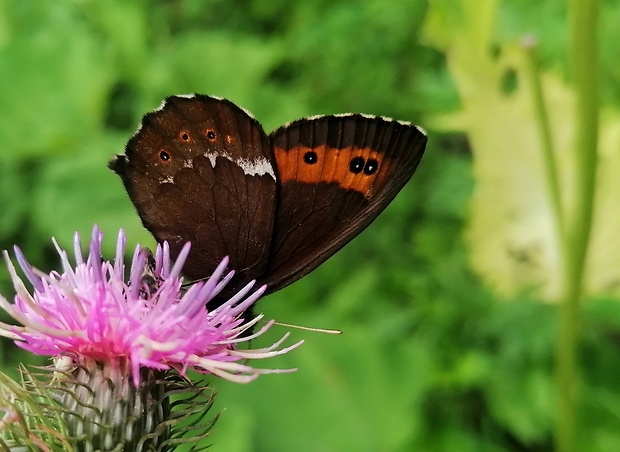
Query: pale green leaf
[[424, 0, 620, 300]]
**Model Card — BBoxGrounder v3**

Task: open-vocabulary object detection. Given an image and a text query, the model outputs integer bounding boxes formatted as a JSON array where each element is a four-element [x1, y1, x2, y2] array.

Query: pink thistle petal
[[0, 226, 301, 387]]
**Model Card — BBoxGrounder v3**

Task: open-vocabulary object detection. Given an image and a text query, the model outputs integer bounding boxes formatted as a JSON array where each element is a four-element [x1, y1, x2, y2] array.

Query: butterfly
[[109, 94, 427, 300]]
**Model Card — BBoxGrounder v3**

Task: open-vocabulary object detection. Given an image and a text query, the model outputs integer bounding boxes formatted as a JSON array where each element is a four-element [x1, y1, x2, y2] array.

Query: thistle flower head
[[0, 227, 301, 386]]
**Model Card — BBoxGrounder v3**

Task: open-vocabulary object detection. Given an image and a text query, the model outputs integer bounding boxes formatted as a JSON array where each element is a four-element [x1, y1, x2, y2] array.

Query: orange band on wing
[[274, 145, 388, 197]]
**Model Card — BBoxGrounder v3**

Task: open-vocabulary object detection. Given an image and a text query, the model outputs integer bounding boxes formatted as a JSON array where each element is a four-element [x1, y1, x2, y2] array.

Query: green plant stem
[[522, 38, 564, 240], [556, 0, 599, 451]]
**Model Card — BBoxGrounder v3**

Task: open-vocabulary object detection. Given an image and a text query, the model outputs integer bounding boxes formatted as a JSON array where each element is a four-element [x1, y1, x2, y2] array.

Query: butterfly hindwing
[[264, 114, 427, 292]]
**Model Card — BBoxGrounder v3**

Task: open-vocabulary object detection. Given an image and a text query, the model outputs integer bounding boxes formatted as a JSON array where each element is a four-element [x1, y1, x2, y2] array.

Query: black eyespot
[[159, 150, 171, 162], [349, 157, 365, 174], [303, 151, 318, 164], [180, 131, 190, 141], [206, 130, 216, 140], [363, 159, 379, 175]]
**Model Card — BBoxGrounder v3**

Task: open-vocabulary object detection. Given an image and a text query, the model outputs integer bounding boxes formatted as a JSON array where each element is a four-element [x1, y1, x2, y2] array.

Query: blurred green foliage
[[0, 0, 619, 451]]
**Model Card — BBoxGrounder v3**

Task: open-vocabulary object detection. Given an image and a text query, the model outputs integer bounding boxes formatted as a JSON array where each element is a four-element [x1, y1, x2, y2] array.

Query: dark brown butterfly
[[109, 94, 427, 299]]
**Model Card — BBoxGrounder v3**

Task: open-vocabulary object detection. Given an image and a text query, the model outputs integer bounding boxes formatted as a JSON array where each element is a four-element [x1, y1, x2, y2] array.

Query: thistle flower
[[0, 227, 302, 450]]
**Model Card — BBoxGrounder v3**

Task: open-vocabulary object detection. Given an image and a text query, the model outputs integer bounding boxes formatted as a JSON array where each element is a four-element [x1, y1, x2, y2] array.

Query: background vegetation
[[0, 0, 618, 451]]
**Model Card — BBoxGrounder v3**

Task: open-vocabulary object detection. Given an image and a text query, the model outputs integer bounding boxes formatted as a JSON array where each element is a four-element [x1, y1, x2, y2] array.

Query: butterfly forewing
[[110, 95, 277, 291], [264, 115, 427, 292]]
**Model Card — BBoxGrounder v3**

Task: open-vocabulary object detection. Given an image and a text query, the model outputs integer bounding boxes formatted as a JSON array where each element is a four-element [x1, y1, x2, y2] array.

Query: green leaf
[[32, 133, 153, 256], [424, 0, 620, 301], [0, 2, 114, 159], [213, 325, 431, 452]]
